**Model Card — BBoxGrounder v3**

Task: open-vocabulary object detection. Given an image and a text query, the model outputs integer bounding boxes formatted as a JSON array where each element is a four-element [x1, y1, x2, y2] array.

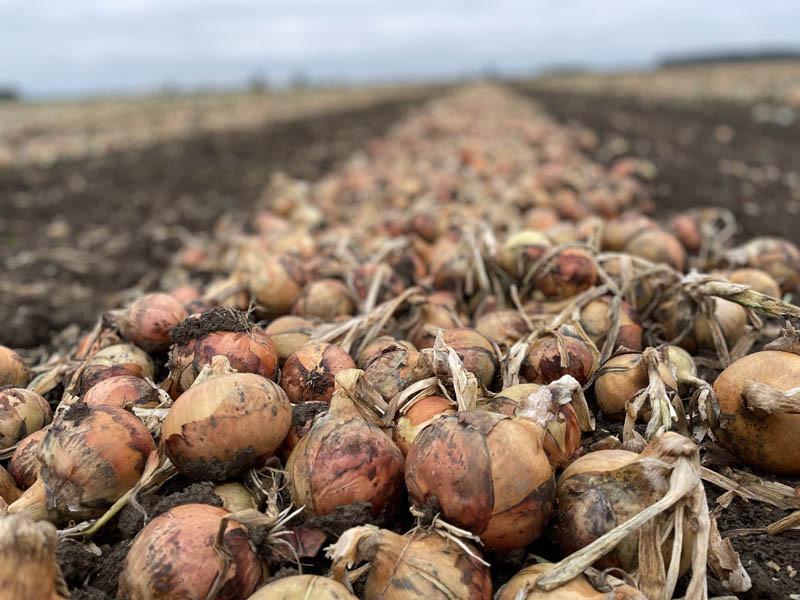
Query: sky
[[2, 0, 800, 98]]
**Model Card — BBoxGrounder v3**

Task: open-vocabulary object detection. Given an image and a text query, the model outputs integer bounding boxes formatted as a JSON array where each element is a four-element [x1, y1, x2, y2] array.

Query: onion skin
[[82, 375, 160, 410], [292, 279, 355, 321], [264, 316, 314, 362], [0, 464, 21, 503], [443, 328, 498, 387], [624, 229, 687, 271], [429, 238, 470, 290], [475, 310, 529, 347], [713, 350, 800, 474], [118, 293, 188, 353], [496, 562, 646, 599], [287, 373, 405, 521], [280, 401, 328, 461], [247, 254, 307, 316], [9, 403, 155, 522], [601, 213, 659, 252], [78, 343, 155, 395], [0, 388, 52, 450], [534, 247, 598, 299], [0, 515, 65, 600], [405, 410, 554, 551], [594, 352, 676, 420], [409, 292, 461, 349], [580, 297, 643, 352], [169, 328, 279, 395], [281, 342, 356, 404], [358, 338, 429, 401], [669, 213, 702, 252], [731, 236, 800, 293], [728, 267, 781, 298], [247, 575, 357, 599], [393, 395, 455, 456], [693, 298, 747, 351], [9, 429, 46, 489], [522, 335, 595, 386], [214, 483, 259, 513], [163, 373, 291, 481], [498, 230, 551, 279], [119, 504, 262, 600], [0, 346, 29, 387]]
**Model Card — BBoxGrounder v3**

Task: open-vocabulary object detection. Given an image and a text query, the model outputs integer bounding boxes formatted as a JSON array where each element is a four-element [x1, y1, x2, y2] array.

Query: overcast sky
[[3, 0, 800, 97]]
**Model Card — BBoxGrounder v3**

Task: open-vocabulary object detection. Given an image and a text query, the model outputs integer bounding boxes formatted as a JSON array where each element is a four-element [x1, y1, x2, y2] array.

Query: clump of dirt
[[169, 307, 252, 345]]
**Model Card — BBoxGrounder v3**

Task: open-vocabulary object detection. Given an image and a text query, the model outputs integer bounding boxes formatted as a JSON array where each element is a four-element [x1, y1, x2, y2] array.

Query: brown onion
[[728, 267, 781, 298], [442, 328, 498, 388], [405, 409, 554, 550], [9, 430, 46, 489], [214, 483, 259, 513], [117, 292, 188, 353], [119, 504, 262, 600], [0, 346, 29, 387], [712, 350, 800, 474], [394, 395, 455, 456], [580, 296, 643, 352], [82, 375, 160, 410], [280, 401, 328, 461], [0, 515, 64, 600], [498, 230, 551, 279], [78, 343, 155, 394], [601, 212, 658, 251], [292, 279, 355, 321], [246, 254, 307, 316], [475, 309, 530, 347], [727, 236, 800, 293], [9, 402, 155, 522], [624, 229, 687, 271], [169, 312, 278, 395], [328, 525, 492, 600], [0, 388, 51, 450], [281, 342, 356, 404], [534, 247, 598, 299], [264, 315, 315, 363], [287, 370, 404, 524], [693, 298, 747, 351], [594, 351, 677, 420], [248, 575, 356, 599], [0, 465, 21, 503], [357, 337, 430, 401], [409, 292, 462, 349], [163, 372, 290, 481], [522, 331, 595, 386], [669, 213, 702, 252], [496, 562, 646, 599]]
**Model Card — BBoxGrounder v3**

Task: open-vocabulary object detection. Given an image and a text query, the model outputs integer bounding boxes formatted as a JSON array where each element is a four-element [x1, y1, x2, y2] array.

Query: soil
[[0, 95, 431, 349], [517, 86, 800, 599]]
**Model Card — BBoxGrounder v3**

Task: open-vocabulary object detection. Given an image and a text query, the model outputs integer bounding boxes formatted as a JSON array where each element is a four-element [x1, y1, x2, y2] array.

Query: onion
[[202, 277, 251, 311], [394, 395, 455, 456], [163, 372, 291, 481], [0, 515, 65, 600], [475, 309, 530, 347], [0, 465, 21, 503], [327, 525, 492, 599], [534, 247, 598, 300], [669, 213, 702, 252], [0, 388, 52, 450], [9, 429, 46, 489], [246, 254, 308, 316], [263, 316, 314, 363], [442, 328, 498, 388], [292, 279, 355, 321], [117, 292, 188, 353], [498, 230, 551, 279], [169, 310, 279, 395], [357, 337, 430, 401], [580, 296, 643, 352], [655, 295, 746, 352], [712, 349, 800, 474], [348, 263, 406, 304], [496, 562, 646, 599], [624, 229, 687, 271], [405, 406, 554, 550], [9, 402, 155, 522], [170, 284, 201, 307], [0, 345, 29, 387], [82, 375, 160, 410], [601, 213, 658, 251], [429, 237, 470, 290], [119, 504, 262, 600], [728, 267, 781, 298], [280, 401, 328, 461], [594, 351, 677, 420], [281, 342, 357, 404], [409, 292, 462, 349], [524, 206, 561, 231], [693, 298, 747, 351], [214, 483, 259, 513], [726, 236, 800, 293], [78, 343, 155, 394], [287, 370, 405, 524], [522, 331, 595, 386], [247, 575, 356, 599]]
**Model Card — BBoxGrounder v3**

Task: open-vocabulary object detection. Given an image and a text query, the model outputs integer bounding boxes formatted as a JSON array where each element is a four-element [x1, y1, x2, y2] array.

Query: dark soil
[[518, 85, 800, 599], [0, 94, 433, 349]]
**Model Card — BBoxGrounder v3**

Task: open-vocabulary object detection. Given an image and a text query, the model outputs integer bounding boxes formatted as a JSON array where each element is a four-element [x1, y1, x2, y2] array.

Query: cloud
[[2, 0, 799, 96]]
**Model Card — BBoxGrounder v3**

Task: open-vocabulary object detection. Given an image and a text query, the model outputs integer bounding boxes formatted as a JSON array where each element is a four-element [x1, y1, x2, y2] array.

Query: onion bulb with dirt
[[357, 337, 430, 401], [280, 342, 357, 404], [163, 370, 291, 481], [9, 402, 155, 522], [119, 503, 262, 600], [247, 575, 356, 600], [496, 562, 646, 599], [287, 370, 405, 526], [497, 230, 551, 279], [117, 292, 188, 353], [327, 524, 492, 600], [78, 343, 155, 394], [532, 247, 599, 300], [394, 394, 455, 456], [0, 345, 29, 387], [168, 309, 279, 395], [0, 388, 52, 450], [82, 375, 161, 410], [475, 309, 530, 347]]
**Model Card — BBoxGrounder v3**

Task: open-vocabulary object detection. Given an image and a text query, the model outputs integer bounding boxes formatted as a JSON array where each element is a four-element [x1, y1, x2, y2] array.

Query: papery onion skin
[[475, 310, 530, 347], [78, 343, 155, 394], [358, 338, 429, 401], [118, 293, 188, 353], [214, 482, 259, 513], [119, 504, 262, 600], [594, 352, 677, 420], [349, 263, 406, 304], [281, 342, 356, 404], [522, 335, 594, 386], [0, 515, 64, 600], [394, 395, 454, 456], [496, 562, 647, 599], [292, 279, 355, 321], [9, 429, 46, 489], [409, 292, 462, 349], [0, 346, 29, 387], [247, 575, 357, 599], [0, 464, 21, 503], [280, 401, 328, 461], [82, 375, 160, 410], [624, 229, 687, 271], [443, 328, 499, 388], [264, 316, 314, 363], [498, 230, 551, 279], [534, 247, 598, 300], [163, 373, 291, 481], [10, 403, 155, 522], [169, 328, 279, 395], [247, 254, 308, 316], [405, 410, 554, 551], [0, 388, 52, 450], [713, 350, 800, 474]]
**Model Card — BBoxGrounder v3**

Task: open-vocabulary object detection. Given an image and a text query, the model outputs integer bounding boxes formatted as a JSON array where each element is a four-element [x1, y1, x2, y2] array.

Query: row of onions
[[2, 83, 799, 599]]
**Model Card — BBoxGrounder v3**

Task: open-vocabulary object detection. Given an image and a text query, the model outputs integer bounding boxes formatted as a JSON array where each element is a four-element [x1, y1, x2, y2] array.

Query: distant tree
[[0, 86, 19, 102], [249, 72, 270, 94], [290, 70, 310, 90]]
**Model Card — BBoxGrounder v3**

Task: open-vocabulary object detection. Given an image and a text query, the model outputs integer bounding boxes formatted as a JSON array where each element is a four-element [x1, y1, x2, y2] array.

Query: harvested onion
[[247, 575, 356, 599], [624, 229, 686, 271], [281, 342, 356, 404], [522, 330, 595, 386], [442, 328, 498, 388], [82, 375, 160, 410], [264, 316, 314, 363], [9, 429, 46, 489], [0, 388, 52, 450], [0, 515, 65, 600], [533, 247, 598, 300], [0, 465, 21, 503], [394, 395, 455, 456], [0, 346, 29, 387], [580, 296, 643, 352], [357, 337, 430, 401], [78, 343, 155, 394], [292, 279, 355, 321], [475, 309, 530, 347], [594, 351, 677, 420], [117, 292, 188, 353], [246, 254, 308, 316], [496, 562, 646, 599]]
